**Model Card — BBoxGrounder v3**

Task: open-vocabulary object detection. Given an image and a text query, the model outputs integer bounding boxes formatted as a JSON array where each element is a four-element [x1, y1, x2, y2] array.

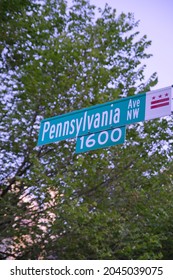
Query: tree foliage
[[1, 0, 173, 260]]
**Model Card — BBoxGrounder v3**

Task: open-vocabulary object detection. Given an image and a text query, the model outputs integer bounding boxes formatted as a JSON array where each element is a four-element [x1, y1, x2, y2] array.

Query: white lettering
[[128, 99, 132, 109], [87, 115, 94, 130], [42, 121, 50, 141], [109, 105, 114, 125], [86, 134, 95, 148], [63, 121, 69, 136], [98, 131, 109, 145], [76, 117, 83, 136], [93, 113, 100, 128], [127, 108, 140, 120], [113, 108, 120, 124], [136, 99, 140, 107], [79, 136, 84, 149], [49, 124, 56, 139], [111, 128, 122, 142], [82, 112, 87, 131], [101, 111, 108, 127], [69, 119, 75, 135], [128, 98, 140, 109], [127, 110, 132, 120], [133, 108, 139, 118], [55, 123, 62, 138], [133, 100, 137, 107]]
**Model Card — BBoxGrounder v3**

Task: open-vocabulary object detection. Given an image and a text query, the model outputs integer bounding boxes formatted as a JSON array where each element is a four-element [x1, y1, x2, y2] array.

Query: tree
[[1, 0, 173, 260]]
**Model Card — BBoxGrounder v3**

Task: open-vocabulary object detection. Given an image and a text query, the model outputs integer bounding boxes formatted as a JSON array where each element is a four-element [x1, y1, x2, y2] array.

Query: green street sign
[[38, 93, 146, 146], [37, 86, 172, 149], [76, 126, 126, 154]]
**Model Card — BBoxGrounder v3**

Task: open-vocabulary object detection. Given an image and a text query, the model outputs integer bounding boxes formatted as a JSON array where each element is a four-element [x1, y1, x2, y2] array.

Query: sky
[[68, 0, 173, 90]]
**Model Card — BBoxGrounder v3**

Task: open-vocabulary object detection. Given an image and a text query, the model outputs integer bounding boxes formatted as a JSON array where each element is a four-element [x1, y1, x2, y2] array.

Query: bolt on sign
[[37, 86, 172, 153]]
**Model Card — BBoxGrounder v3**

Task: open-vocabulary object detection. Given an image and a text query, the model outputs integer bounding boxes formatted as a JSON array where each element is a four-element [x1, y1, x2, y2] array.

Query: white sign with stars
[[145, 86, 172, 121]]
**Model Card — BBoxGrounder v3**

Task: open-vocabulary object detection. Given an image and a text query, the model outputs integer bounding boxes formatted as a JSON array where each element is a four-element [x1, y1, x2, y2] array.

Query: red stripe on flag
[[151, 97, 169, 105], [151, 102, 169, 109]]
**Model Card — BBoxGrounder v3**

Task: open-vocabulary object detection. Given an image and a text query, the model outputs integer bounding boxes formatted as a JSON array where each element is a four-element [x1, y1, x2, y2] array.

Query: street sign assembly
[[37, 86, 172, 153]]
